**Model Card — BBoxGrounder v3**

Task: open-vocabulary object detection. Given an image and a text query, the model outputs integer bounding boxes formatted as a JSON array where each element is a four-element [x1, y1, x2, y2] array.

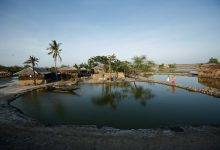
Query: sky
[[0, 0, 220, 67]]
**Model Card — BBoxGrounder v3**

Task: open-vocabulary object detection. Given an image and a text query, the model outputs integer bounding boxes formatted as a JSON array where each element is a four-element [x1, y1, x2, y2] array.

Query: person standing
[[172, 75, 176, 85], [166, 75, 170, 82]]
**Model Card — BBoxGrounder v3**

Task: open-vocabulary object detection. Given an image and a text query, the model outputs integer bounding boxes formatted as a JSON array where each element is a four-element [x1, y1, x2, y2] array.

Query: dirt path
[[0, 123, 220, 150]]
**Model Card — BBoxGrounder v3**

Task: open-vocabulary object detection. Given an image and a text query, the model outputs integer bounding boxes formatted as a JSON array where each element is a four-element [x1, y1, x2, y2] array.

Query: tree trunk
[[109, 57, 111, 82], [55, 58, 57, 74], [32, 65, 36, 85]]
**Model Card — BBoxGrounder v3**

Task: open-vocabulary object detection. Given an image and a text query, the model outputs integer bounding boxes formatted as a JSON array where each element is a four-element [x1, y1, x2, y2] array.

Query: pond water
[[11, 82, 220, 129], [0, 76, 18, 88], [146, 75, 219, 89]]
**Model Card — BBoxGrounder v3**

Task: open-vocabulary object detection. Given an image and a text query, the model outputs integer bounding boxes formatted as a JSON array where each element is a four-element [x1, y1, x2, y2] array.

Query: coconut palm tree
[[46, 40, 62, 73], [24, 56, 39, 85]]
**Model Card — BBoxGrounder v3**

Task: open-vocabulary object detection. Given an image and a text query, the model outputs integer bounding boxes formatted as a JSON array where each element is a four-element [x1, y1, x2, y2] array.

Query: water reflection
[[92, 82, 154, 109], [198, 77, 220, 89]]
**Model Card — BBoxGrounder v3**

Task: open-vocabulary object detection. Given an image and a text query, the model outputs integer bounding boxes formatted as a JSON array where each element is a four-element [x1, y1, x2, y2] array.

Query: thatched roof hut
[[58, 67, 78, 74], [14, 67, 50, 76], [14, 67, 52, 81]]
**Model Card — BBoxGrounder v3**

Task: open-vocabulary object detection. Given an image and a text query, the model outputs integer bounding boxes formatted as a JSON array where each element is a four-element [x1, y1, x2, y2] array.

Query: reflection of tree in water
[[131, 82, 154, 106], [92, 82, 154, 109]]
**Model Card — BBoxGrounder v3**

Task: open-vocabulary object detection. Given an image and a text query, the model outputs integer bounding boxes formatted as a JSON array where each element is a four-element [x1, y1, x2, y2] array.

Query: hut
[[58, 67, 78, 80], [92, 66, 104, 74], [78, 68, 91, 77], [0, 71, 12, 78], [14, 67, 54, 84]]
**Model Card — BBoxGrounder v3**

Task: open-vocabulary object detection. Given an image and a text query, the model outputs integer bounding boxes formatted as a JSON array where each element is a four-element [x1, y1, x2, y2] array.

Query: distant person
[[166, 75, 170, 82], [172, 75, 176, 85]]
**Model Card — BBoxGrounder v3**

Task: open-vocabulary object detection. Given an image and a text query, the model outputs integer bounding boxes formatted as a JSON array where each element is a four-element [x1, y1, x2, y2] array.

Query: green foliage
[[24, 56, 39, 67], [24, 56, 39, 85], [0, 65, 8, 71], [7, 66, 23, 73], [0, 65, 23, 73], [132, 55, 146, 70], [79, 63, 89, 69], [88, 56, 109, 68], [61, 64, 69, 68], [168, 64, 176, 68], [131, 55, 155, 72], [49, 67, 56, 73], [159, 64, 165, 69], [208, 57, 219, 64], [46, 40, 62, 72], [73, 64, 79, 69]]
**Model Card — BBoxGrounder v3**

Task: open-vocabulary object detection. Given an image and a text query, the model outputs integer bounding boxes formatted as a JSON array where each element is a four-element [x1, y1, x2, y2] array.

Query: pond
[[0, 76, 18, 88], [11, 82, 220, 129], [146, 75, 220, 89]]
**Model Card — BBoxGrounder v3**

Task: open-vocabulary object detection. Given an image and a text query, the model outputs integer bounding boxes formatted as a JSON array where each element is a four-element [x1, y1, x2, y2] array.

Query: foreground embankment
[[0, 81, 220, 150]]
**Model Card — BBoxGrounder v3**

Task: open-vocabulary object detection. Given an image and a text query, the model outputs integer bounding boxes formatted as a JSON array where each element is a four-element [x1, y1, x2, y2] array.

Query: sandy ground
[[0, 82, 220, 150]]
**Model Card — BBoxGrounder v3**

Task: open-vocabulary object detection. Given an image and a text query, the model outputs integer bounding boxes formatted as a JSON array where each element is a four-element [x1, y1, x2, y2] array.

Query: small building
[[14, 67, 54, 84], [0, 71, 12, 78], [58, 67, 78, 80], [78, 68, 91, 77], [92, 66, 104, 74]]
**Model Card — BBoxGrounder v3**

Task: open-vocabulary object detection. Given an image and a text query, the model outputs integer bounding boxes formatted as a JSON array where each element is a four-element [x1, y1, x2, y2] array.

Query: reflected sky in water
[[11, 82, 220, 129], [0, 76, 18, 88], [148, 75, 220, 89]]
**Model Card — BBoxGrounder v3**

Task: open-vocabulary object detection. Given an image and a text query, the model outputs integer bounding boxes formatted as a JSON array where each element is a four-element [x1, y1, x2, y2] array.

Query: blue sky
[[0, 0, 220, 67]]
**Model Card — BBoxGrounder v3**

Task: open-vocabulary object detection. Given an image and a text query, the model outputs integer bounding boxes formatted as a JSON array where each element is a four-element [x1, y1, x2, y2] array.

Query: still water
[[147, 75, 220, 89], [11, 82, 220, 129], [0, 76, 18, 88]]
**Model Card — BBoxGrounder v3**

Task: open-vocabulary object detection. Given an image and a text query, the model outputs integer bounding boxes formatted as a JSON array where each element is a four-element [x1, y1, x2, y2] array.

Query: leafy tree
[[24, 56, 39, 85], [132, 55, 147, 71], [61, 64, 69, 68], [73, 64, 79, 69], [46, 40, 62, 73], [131, 55, 156, 72], [168, 64, 176, 68], [7, 66, 23, 73], [79, 63, 89, 69], [0, 65, 8, 71], [49, 67, 56, 73], [208, 57, 219, 64], [88, 56, 109, 69], [159, 64, 165, 69]]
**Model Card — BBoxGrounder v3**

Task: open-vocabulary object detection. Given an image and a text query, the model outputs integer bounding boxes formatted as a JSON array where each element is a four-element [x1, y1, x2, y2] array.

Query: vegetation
[[159, 64, 165, 69], [24, 56, 39, 85], [131, 55, 156, 72], [0, 65, 23, 73], [208, 57, 219, 64], [132, 55, 147, 71], [169, 64, 176, 68], [46, 40, 62, 73]]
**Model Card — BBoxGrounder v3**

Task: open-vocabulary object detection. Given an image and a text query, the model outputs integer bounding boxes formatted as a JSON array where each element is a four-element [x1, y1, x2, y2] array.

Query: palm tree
[[132, 55, 147, 71], [24, 56, 39, 85], [46, 40, 62, 73]]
